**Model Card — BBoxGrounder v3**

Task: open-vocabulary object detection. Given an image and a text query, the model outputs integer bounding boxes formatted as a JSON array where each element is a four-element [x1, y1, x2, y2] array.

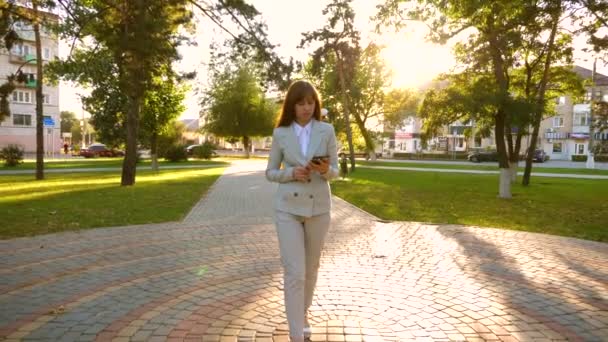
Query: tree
[[60, 110, 77, 134], [52, 0, 193, 185], [377, 0, 564, 198], [52, 0, 292, 185], [139, 74, 187, 170], [202, 64, 277, 158], [382, 88, 420, 132], [1, 0, 57, 180], [303, 42, 393, 160], [301, 0, 360, 171]]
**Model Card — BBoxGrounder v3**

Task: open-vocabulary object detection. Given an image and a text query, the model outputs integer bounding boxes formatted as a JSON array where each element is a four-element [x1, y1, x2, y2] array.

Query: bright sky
[[59, 0, 606, 120]]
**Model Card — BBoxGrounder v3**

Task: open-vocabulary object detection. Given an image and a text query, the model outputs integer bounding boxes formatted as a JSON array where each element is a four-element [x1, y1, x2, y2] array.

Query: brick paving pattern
[[0, 159, 607, 341]]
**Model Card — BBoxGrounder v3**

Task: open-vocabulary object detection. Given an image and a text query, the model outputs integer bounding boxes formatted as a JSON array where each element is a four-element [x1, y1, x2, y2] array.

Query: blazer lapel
[[306, 120, 323, 160]]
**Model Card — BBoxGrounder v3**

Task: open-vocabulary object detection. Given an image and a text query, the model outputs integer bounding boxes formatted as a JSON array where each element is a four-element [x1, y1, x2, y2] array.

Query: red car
[[79, 143, 124, 158]]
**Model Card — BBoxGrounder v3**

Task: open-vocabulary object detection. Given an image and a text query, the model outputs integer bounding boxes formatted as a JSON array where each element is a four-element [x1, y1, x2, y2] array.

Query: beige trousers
[[274, 210, 331, 341]]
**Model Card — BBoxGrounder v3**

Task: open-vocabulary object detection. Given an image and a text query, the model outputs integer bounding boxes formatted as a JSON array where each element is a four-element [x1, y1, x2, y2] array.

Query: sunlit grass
[[332, 168, 608, 242], [0, 167, 225, 239], [357, 160, 608, 176], [1, 158, 229, 170]]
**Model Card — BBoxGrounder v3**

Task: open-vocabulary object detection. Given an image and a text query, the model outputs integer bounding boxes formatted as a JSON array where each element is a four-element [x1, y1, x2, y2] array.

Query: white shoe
[[303, 316, 311, 338]]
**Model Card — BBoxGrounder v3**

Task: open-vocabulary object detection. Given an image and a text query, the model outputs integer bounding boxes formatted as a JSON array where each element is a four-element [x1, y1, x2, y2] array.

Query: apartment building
[[539, 66, 608, 160], [0, 8, 60, 153]]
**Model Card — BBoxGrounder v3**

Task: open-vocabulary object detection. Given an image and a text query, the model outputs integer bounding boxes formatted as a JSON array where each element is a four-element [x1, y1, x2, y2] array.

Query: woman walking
[[265, 80, 339, 342]]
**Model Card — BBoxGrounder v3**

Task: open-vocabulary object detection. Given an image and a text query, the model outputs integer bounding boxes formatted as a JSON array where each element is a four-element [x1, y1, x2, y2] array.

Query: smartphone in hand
[[311, 155, 329, 165]]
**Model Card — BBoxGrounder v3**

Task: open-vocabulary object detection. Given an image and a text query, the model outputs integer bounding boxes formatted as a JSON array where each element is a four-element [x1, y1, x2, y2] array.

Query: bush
[[392, 152, 468, 160], [573, 154, 608, 162], [571, 155, 587, 162], [0, 144, 24, 167], [163, 144, 188, 162], [192, 141, 217, 160]]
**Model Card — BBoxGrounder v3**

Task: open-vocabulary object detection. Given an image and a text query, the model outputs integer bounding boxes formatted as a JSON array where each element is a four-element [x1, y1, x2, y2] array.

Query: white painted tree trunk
[[509, 162, 518, 183], [499, 168, 512, 198], [151, 154, 158, 171]]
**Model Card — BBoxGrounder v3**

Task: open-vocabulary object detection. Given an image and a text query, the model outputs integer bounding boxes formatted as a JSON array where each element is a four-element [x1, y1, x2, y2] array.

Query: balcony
[[25, 79, 37, 88], [24, 54, 37, 63], [8, 54, 25, 64], [8, 53, 37, 65], [545, 132, 568, 140], [572, 125, 590, 134]]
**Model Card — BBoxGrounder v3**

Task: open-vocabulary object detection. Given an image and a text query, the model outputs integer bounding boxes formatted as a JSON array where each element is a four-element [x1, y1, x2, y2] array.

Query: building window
[[43, 48, 51, 60], [603, 94, 608, 102], [11, 43, 31, 56], [573, 111, 590, 126], [575, 143, 585, 155], [12, 90, 32, 103], [43, 94, 51, 104], [553, 116, 564, 127], [13, 114, 32, 126], [557, 96, 566, 105], [474, 135, 482, 147], [552, 143, 562, 153]]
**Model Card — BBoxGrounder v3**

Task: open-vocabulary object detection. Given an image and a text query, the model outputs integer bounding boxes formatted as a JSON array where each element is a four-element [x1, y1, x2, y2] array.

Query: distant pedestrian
[[63, 143, 69, 154], [265, 80, 339, 342]]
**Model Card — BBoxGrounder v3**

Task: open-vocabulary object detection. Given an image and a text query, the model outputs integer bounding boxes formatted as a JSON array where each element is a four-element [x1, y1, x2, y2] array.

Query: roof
[[572, 65, 608, 86], [180, 119, 199, 132]]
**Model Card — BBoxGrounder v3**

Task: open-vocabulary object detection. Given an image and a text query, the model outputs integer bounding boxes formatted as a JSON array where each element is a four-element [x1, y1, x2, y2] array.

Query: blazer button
[[294, 192, 298, 197], [307, 179, 311, 183], [309, 195, 313, 199]]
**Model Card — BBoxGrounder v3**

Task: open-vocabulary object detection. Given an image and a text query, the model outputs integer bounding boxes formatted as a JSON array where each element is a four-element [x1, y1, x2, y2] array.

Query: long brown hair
[[276, 80, 322, 127]]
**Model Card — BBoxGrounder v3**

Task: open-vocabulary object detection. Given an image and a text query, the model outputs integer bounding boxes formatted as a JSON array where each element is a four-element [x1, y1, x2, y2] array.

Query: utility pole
[[586, 58, 596, 169]]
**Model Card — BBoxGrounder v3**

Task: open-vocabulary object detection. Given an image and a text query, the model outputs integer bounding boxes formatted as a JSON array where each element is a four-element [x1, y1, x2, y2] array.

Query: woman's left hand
[[308, 159, 329, 175]]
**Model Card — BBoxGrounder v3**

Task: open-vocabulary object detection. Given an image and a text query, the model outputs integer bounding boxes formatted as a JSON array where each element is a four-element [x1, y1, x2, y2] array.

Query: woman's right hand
[[293, 166, 310, 182]]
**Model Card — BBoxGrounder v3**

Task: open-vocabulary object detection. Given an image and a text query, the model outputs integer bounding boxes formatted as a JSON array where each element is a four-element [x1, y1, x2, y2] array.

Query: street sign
[[43, 117, 55, 127]]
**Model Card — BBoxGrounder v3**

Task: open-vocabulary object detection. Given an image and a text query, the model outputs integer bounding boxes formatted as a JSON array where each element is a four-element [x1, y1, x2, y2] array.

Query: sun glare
[[380, 32, 455, 89]]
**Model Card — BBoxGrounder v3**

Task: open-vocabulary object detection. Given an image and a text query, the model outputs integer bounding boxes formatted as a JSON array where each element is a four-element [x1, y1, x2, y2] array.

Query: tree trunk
[[495, 109, 512, 199], [351, 111, 376, 161], [121, 96, 139, 185], [335, 50, 356, 171], [150, 132, 158, 171], [499, 168, 512, 199], [509, 132, 524, 183], [523, 1, 561, 186], [33, 1, 44, 180], [120, 0, 143, 186], [243, 136, 250, 158], [487, 13, 511, 198]]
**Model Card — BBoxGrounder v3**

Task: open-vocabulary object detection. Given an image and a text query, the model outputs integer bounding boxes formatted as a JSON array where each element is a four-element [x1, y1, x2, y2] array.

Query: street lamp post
[[586, 58, 596, 169], [453, 129, 457, 160]]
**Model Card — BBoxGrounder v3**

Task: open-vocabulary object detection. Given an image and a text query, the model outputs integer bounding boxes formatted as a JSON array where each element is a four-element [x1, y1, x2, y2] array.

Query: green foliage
[[192, 141, 217, 160], [202, 64, 277, 142], [164, 144, 188, 162], [157, 121, 186, 158], [383, 88, 421, 130], [0, 144, 24, 167], [139, 73, 187, 148], [60, 111, 78, 132]]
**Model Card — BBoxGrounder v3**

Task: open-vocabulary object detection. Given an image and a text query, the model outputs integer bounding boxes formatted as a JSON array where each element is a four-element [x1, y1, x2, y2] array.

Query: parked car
[[467, 150, 498, 162], [530, 149, 549, 163], [79, 143, 124, 158], [185, 144, 201, 156]]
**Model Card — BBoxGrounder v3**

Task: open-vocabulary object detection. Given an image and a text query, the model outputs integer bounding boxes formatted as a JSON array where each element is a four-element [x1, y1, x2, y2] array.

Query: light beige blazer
[[265, 120, 339, 217]]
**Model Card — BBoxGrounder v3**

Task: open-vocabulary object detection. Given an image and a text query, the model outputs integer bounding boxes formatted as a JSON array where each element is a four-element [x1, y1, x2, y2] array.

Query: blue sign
[[43, 117, 55, 127]]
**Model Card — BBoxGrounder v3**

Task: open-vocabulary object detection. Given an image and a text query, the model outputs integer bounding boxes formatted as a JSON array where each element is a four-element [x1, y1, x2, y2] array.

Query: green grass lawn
[[0, 167, 225, 239], [332, 168, 608, 242], [357, 160, 608, 176], [1, 158, 229, 170]]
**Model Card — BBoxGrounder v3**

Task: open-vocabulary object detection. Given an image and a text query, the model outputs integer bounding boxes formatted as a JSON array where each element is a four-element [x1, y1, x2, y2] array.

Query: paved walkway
[[0, 160, 607, 342]]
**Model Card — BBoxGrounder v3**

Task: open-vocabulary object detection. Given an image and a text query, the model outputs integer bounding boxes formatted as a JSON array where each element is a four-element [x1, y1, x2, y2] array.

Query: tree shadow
[[436, 225, 607, 340]]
